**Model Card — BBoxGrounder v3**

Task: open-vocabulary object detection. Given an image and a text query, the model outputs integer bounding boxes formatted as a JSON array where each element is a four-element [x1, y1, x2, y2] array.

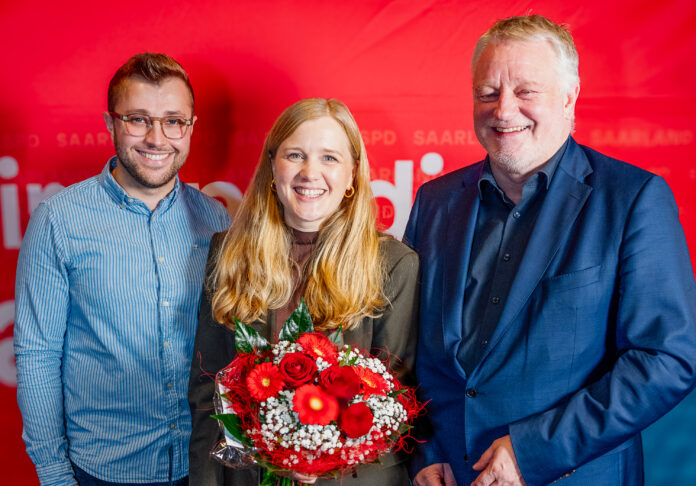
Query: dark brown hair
[[107, 52, 194, 112]]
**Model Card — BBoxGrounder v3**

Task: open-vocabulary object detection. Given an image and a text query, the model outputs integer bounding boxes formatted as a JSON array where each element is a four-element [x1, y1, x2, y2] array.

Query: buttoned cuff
[[35, 460, 76, 486]]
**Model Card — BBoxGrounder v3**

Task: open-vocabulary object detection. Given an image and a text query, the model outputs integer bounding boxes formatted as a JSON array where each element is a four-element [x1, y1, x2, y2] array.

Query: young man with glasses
[[14, 53, 230, 486]]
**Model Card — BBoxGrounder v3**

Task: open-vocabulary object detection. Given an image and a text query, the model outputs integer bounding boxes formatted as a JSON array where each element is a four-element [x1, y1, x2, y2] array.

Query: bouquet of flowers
[[211, 300, 422, 485]]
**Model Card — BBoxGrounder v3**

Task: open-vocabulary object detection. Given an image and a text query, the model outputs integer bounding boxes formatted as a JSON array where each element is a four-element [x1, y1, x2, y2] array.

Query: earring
[[270, 179, 277, 193], [344, 185, 355, 198]]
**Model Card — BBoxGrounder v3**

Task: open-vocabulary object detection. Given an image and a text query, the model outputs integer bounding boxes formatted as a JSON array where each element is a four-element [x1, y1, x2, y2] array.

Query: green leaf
[[398, 423, 413, 435], [234, 318, 270, 353], [327, 325, 344, 346], [278, 299, 314, 342], [388, 389, 408, 398], [211, 413, 253, 447]]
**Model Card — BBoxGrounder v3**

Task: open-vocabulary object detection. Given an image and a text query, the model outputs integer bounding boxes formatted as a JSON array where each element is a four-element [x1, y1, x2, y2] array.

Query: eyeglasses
[[109, 112, 194, 139]]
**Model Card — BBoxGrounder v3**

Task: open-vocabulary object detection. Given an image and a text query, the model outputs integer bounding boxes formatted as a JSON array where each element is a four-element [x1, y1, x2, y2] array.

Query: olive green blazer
[[188, 233, 420, 486]]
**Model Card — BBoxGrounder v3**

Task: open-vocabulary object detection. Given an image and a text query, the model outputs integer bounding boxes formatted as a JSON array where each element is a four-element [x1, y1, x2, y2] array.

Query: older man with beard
[[14, 53, 230, 486], [406, 15, 696, 486]]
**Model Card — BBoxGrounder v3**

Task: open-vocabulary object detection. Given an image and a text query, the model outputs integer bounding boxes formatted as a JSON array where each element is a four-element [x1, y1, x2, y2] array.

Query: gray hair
[[471, 15, 580, 92]]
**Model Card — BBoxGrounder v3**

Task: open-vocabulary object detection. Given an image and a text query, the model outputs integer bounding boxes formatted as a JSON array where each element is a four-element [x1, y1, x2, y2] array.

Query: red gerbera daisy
[[293, 384, 339, 425], [246, 362, 285, 401], [353, 367, 389, 397], [297, 332, 338, 364]]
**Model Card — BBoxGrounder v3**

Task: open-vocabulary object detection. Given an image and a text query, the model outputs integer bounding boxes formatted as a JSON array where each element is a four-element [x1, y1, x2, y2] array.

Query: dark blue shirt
[[456, 138, 569, 375]]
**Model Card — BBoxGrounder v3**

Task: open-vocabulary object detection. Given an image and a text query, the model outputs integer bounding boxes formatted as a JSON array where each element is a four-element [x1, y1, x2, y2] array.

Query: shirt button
[[503, 253, 511, 261], [167, 382, 173, 388], [162, 300, 169, 307], [127, 197, 134, 203], [491, 296, 500, 304], [466, 388, 477, 398], [482, 340, 488, 346], [158, 257, 165, 263], [163, 341, 169, 348], [170, 423, 176, 429], [513, 211, 521, 219]]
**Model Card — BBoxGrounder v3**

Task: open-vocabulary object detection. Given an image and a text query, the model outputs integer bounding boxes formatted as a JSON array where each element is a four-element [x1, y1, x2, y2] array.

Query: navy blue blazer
[[404, 138, 696, 485]]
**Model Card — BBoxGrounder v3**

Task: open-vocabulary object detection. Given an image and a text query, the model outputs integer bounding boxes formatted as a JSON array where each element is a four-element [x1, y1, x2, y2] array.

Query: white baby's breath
[[272, 341, 303, 364]]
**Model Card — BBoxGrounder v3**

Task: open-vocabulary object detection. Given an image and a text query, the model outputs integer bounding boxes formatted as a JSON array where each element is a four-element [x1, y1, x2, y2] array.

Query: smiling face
[[272, 116, 355, 232], [103, 76, 196, 205], [473, 39, 578, 178]]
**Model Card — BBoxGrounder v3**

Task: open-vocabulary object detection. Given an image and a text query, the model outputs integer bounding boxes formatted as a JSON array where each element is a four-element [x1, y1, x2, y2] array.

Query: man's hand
[[471, 435, 526, 486], [414, 463, 457, 485]]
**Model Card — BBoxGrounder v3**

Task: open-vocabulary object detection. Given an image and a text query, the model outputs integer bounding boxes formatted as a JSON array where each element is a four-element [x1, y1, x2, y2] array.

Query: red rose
[[338, 402, 374, 438], [297, 332, 338, 364], [293, 384, 339, 425], [279, 352, 318, 387], [320, 365, 361, 403]]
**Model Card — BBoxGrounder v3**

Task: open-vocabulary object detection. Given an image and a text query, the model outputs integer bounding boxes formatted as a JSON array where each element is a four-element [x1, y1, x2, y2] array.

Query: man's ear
[[564, 83, 580, 120], [189, 115, 197, 137], [103, 112, 115, 142]]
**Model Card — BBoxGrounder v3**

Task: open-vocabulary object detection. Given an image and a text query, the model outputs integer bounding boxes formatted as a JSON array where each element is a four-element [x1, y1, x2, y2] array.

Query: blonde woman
[[188, 98, 419, 485]]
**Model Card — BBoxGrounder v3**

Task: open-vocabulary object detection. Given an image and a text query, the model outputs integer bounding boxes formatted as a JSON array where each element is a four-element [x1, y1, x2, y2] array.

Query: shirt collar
[[98, 156, 181, 212], [478, 136, 570, 200]]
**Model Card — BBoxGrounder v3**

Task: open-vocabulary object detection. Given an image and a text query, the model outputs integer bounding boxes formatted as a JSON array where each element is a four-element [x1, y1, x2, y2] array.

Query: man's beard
[[114, 135, 186, 189], [489, 148, 531, 176]]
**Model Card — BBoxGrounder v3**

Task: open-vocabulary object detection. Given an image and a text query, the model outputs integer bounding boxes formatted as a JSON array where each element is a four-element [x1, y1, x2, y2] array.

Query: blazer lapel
[[481, 140, 594, 360], [442, 165, 483, 366]]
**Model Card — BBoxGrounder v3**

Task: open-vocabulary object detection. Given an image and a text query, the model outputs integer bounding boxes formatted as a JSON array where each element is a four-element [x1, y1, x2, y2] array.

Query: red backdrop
[[1, 1, 695, 483]]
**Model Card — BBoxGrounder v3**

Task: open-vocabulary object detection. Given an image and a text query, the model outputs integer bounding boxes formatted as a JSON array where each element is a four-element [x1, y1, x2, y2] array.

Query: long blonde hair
[[211, 98, 386, 331]]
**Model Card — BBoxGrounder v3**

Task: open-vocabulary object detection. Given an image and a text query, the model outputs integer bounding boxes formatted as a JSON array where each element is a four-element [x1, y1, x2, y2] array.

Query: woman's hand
[[276, 470, 318, 484]]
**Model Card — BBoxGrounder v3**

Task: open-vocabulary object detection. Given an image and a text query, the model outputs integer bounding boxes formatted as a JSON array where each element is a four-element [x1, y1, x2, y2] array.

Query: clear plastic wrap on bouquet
[[210, 371, 259, 469]]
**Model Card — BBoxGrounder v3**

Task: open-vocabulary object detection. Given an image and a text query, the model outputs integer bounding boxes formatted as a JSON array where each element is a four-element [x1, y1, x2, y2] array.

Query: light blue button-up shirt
[[14, 158, 230, 485]]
